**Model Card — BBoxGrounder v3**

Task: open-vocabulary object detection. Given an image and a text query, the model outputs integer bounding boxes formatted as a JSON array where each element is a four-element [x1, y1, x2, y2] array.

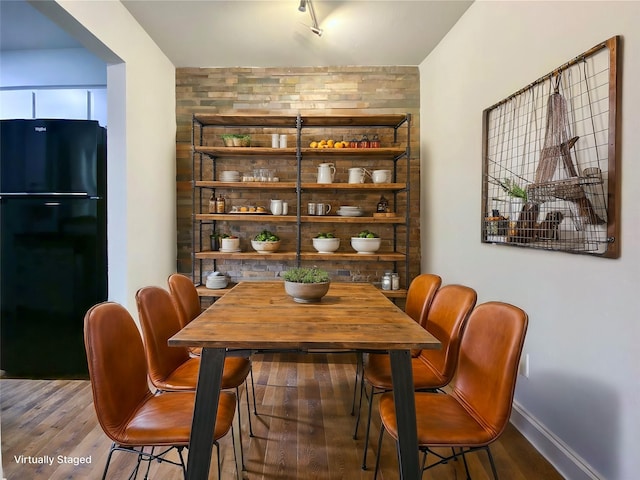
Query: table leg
[[389, 349, 420, 480], [186, 347, 226, 480]]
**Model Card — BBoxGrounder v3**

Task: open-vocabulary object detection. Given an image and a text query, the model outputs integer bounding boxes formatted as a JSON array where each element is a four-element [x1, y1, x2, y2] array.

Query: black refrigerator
[[0, 119, 107, 378]]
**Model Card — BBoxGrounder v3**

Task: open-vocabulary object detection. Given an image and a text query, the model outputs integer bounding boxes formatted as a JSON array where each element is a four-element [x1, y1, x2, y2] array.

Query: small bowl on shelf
[[251, 240, 281, 253], [312, 237, 340, 254], [351, 237, 381, 254]]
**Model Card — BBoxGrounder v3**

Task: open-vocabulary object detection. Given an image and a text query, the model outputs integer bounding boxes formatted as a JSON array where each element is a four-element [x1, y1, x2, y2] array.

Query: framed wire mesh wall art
[[481, 36, 620, 258]]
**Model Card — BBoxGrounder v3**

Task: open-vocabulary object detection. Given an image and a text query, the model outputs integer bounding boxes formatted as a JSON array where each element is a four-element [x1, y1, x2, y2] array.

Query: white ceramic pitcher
[[317, 163, 336, 184]]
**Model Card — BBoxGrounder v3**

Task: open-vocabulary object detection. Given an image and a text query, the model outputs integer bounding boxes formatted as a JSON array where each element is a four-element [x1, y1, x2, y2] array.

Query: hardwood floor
[[1, 352, 563, 479]]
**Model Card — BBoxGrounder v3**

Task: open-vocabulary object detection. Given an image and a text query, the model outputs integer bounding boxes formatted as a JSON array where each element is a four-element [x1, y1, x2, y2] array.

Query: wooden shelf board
[[299, 252, 406, 261], [194, 146, 406, 157], [381, 289, 408, 298], [194, 146, 297, 156], [300, 182, 405, 191], [195, 181, 297, 189], [196, 251, 405, 261], [193, 114, 408, 129], [194, 115, 298, 127], [195, 251, 297, 260], [196, 214, 298, 222], [196, 282, 406, 299], [300, 215, 405, 224], [299, 147, 405, 157], [196, 283, 236, 297], [300, 114, 408, 128]]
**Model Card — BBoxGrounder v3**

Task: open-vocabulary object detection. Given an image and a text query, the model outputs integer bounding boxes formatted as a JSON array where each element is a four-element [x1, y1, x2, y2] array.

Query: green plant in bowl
[[282, 267, 331, 303], [254, 230, 279, 242], [357, 230, 379, 238], [282, 267, 330, 284]]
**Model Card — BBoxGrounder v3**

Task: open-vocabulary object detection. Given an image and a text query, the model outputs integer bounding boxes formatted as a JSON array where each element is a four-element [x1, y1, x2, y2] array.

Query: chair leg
[[249, 363, 259, 416], [142, 446, 154, 479], [231, 407, 245, 474], [361, 384, 377, 469], [130, 447, 143, 480], [235, 387, 247, 471], [486, 446, 499, 480], [420, 449, 428, 479], [352, 360, 367, 439], [177, 447, 187, 479], [351, 351, 363, 416], [244, 379, 254, 437], [214, 442, 221, 480], [373, 423, 385, 480], [460, 447, 472, 480], [101, 443, 117, 480]]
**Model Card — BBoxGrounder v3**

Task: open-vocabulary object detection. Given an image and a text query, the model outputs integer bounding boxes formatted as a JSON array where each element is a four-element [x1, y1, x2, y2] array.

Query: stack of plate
[[219, 170, 240, 182], [205, 272, 229, 289], [337, 206, 363, 217]]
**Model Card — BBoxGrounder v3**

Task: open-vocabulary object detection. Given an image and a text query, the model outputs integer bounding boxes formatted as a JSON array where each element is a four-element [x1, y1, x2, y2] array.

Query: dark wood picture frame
[[481, 36, 620, 258]]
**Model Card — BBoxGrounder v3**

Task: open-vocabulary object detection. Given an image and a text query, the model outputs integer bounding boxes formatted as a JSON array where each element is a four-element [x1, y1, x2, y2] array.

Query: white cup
[[348, 167, 366, 184], [279, 134, 287, 148], [282, 202, 288, 215], [372, 169, 391, 184], [271, 134, 280, 148], [315, 203, 332, 216]]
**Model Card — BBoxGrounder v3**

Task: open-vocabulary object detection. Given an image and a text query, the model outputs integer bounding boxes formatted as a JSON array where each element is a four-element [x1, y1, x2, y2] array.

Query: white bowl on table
[[350, 237, 381, 254], [312, 237, 340, 253]]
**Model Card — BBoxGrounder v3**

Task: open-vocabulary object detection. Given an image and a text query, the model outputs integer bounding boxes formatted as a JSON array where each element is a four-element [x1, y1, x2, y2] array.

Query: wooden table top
[[169, 281, 440, 351]]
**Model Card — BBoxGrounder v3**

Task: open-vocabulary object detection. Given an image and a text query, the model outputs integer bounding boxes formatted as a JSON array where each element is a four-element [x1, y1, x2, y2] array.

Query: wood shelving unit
[[191, 113, 412, 298]]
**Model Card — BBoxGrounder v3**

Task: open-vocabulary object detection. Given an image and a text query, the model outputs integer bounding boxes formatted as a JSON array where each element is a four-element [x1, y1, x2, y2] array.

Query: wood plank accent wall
[[175, 66, 421, 293]]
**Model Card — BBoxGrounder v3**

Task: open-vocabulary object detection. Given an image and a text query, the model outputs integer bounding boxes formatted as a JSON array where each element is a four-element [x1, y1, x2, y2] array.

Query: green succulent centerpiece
[[283, 267, 330, 283], [282, 267, 331, 303]]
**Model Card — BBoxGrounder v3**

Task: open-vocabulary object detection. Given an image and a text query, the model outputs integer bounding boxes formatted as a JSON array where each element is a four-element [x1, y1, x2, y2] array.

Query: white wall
[[419, 2, 639, 479], [0, 48, 106, 87], [40, 0, 177, 314]]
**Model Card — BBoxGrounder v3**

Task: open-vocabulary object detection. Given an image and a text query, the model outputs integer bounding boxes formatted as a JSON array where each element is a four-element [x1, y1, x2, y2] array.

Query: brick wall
[[175, 66, 420, 292]]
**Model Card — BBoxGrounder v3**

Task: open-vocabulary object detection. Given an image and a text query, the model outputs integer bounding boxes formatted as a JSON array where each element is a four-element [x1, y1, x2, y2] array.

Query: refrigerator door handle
[[0, 192, 91, 197]]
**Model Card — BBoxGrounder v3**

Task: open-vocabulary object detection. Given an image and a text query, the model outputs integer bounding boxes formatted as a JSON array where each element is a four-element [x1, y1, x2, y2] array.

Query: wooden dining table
[[169, 281, 441, 479]]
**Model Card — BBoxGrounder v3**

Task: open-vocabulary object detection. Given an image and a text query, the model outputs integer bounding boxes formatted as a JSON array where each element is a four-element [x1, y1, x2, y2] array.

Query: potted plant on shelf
[[350, 230, 381, 254], [251, 230, 281, 253], [282, 267, 331, 303], [500, 178, 528, 219], [312, 232, 340, 253], [210, 231, 226, 251], [219, 234, 240, 252]]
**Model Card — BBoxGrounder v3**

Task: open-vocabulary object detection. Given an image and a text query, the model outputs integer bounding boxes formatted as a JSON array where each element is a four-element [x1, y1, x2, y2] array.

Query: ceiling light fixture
[[298, 0, 323, 37]]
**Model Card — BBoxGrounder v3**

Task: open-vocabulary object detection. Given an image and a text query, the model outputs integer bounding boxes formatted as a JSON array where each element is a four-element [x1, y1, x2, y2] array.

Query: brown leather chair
[[351, 273, 442, 417], [167, 273, 202, 330], [135, 285, 254, 452], [167, 273, 258, 420], [357, 283, 476, 470], [373, 301, 529, 480], [84, 301, 237, 479]]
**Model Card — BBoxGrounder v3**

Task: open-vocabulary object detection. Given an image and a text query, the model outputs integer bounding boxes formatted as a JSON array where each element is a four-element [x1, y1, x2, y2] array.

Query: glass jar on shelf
[[391, 273, 400, 290], [381, 272, 392, 291]]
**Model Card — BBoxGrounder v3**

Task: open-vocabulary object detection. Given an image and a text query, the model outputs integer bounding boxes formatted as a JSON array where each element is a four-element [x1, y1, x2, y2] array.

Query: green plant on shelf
[[500, 178, 528, 202]]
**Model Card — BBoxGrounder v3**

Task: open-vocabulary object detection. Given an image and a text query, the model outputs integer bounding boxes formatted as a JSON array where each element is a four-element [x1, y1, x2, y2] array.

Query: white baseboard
[[510, 401, 603, 480]]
